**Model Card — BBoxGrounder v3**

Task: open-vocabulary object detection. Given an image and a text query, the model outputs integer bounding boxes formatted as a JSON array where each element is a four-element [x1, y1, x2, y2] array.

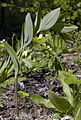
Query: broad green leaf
[[48, 91, 71, 113], [61, 25, 78, 33], [74, 102, 81, 120], [60, 71, 81, 84], [4, 42, 19, 77], [18, 91, 29, 98], [24, 13, 33, 46], [38, 7, 60, 32], [30, 94, 55, 109], [0, 77, 26, 88], [58, 71, 74, 106]]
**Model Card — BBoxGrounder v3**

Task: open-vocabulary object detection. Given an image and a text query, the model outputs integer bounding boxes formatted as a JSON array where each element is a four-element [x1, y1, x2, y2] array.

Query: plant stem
[[15, 75, 19, 118]]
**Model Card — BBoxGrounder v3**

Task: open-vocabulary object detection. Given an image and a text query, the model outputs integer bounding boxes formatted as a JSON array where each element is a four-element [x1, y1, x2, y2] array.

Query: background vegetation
[[0, 0, 81, 39]]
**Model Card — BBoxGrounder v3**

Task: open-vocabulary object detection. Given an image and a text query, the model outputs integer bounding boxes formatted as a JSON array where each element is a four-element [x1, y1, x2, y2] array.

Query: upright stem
[[15, 75, 19, 118]]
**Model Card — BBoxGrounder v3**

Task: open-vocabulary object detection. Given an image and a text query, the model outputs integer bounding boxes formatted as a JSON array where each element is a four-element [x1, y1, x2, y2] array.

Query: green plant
[[58, 71, 81, 120], [0, 7, 62, 86], [4, 42, 19, 116], [0, 7, 78, 119], [0, 8, 61, 117], [30, 71, 81, 120], [18, 91, 29, 98]]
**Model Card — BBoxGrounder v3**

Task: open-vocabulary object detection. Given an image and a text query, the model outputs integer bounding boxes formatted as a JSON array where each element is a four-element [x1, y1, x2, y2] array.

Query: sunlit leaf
[[38, 7, 60, 32], [24, 13, 33, 46], [18, 91, 29, 98], [61, 25, 78, 33], [59, 71, 81, 84]]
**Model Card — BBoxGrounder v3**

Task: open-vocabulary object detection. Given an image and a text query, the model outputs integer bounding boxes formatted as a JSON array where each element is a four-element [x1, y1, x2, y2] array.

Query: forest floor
[[0, 51, 81, 120]]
